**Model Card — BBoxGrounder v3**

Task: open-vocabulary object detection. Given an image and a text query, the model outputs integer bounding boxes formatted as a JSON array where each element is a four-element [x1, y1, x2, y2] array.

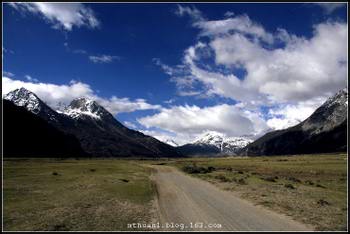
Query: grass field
[[3, 154, 348, 231], [3, 159, 157, 231], [157, 153, 348, 231]]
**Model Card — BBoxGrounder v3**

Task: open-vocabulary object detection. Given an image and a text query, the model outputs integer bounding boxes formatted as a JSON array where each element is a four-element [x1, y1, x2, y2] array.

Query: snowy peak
[[4, 88, 43, 114], [323, 88, 348, 108], [3, 88, 61, 122], [192, 131, 252, 154], [302, 88, 348, 133], [194, 131, 224, 149], [64, 98, 109, 120], [222, 137, 253, 154]]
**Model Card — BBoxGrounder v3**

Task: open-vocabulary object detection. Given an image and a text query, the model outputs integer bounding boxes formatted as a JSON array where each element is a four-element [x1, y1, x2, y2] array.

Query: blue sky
[[2, 3, 348, 144]]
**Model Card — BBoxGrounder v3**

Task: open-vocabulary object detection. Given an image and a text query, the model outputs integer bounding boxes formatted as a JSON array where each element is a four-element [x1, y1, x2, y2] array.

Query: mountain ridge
[[177, 131, 253, 156], [241, 88, 348, 156], [4, 88, 182, 158]]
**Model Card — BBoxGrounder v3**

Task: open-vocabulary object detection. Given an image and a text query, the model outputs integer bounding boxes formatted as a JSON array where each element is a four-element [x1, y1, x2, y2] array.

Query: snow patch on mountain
[[3, 88, 41, 114], [302, 88, 348, 134], [63, 97, 105, 120], [63, 108, 101, 120], [192, 131, 253, 154]]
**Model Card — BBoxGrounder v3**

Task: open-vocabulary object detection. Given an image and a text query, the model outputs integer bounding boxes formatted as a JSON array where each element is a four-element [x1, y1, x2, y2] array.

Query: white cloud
[[266, 97, 327, 130], [25, 75, 39, 83], [89, 55, 120, 64], [123, 121, 137, 129], [168, 9, 347, 106], [175, 5, 204, 22], [212, 21, 346, 103], [149, 7, 348, 140], [3, 71, 15, 77], [139, 129, 180, 144], [138, 104, 269, 143], [8, 3, 100, 31], [195, 14, 274, 44], [314, 3, 346, 14], [224, 11, 235, 18], [2, 77, 160, 115]]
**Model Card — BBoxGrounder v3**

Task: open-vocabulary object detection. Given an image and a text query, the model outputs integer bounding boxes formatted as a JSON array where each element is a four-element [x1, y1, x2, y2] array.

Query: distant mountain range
[[3, 87, 347, 158], [3, 88, 182, 158], [177, 132, 253, 156], [240, 88, 348, 156]]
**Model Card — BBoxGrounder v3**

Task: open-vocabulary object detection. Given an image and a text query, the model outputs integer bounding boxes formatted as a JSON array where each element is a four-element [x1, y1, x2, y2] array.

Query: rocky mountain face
[[3, 99, 87, 157], [241, 89, 348, 156], [4, 87, 63, 123], [177, 132, 252, 156], [4, 88, 182, 158]]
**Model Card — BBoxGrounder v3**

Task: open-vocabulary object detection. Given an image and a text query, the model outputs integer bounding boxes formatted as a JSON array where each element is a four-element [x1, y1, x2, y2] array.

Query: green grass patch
[[3, 158, 157, 231]]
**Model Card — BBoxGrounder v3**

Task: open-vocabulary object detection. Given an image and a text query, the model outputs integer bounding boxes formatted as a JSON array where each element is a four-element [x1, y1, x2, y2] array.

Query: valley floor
[[154, 153, 348, 231], [3, 153, 348, 231], [150, 165, 311, 231], [3, 159, 157, 231]]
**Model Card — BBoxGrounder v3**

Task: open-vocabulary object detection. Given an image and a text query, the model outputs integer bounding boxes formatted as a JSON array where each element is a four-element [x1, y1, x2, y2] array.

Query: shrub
[[305, 180, 314, 185], [285, 184, 295, 189], [317, 199, 330, 206], [182, 164, 215, 174], [288, 177, 301, 183]]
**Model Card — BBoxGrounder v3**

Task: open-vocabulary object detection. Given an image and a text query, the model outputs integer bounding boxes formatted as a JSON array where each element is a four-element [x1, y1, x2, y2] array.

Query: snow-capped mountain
[[193, 131, 225, 149], [3, 88, 61, 122], [3, 88, 182, 158], [301, 88, 348, 134], [62, 97, 108, 120], [222, 137, 253, 154], [177, 131, 253, 156], [3, 87, 41, 113], [242, 88, 348, 156]]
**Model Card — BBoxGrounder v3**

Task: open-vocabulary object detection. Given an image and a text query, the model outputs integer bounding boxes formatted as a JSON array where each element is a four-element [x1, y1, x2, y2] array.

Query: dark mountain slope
[[241, 89, 348, 156], [3, 100, 87, 158], [4, 88, 182, 158]]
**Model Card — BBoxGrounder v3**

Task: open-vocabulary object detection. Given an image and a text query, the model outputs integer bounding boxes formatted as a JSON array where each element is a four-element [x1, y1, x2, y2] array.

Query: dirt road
[[152, 166, 313, 231]]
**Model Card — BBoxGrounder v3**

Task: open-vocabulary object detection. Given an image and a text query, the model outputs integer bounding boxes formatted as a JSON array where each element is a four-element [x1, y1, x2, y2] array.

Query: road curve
[[151, 165, 313, 231]]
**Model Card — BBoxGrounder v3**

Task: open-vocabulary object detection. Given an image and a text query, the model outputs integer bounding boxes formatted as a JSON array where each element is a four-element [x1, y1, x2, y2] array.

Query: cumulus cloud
[[154, 7, 347, 135], [195, 14, 274, 44], [8, 3, 99, 31], [138, 104, 269, 143], [89, 54, 120, 64], [2, 77, 160, 115], [210, 22, 347, 103], [266, 96, 327, 130]]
